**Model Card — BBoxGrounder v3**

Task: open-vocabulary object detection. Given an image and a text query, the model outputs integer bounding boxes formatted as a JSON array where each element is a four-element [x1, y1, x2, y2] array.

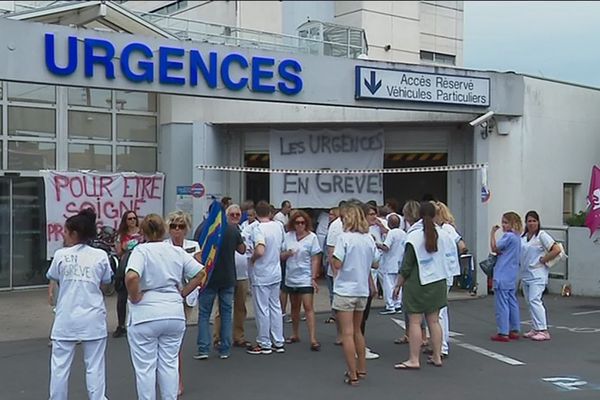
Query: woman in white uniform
[[331, 204, 379, 386], [47, 208, 113, 400], [125, 214, 205, 400], [165, 210, 201, 397], [520, 210, 561, 341], [281, 210, 322, 350]]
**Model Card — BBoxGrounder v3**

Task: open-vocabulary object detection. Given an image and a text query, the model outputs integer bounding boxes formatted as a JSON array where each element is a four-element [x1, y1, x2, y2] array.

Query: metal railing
[[136, 12, 367, 58]]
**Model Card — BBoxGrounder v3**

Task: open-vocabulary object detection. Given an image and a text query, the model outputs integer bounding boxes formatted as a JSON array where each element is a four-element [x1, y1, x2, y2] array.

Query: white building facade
[[0, 1, 597, 293]]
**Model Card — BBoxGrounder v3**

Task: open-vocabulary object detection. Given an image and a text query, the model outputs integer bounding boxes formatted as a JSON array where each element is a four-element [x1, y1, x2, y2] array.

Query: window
[[151, 0, 188, 15], [68, 144, 112, 171], [117, 146, 157, 172], [115, 91, 156, 112], [68, 111, 111, 140], [8, 141, 56, 169], [8, 106, 56, 138], [420, 51, 456, 66], [563, 183, 580, 224], [117, 115, 157, 142], [7, 82, 55, 104], [68, 88, 111, 109]]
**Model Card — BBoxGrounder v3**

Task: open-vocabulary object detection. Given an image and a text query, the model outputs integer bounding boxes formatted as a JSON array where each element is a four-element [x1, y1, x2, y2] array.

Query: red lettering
[[123, 177, 135, 198], [47, 223, 64, 242], [100, 176, 113, 197], [82, 176, 100, 197], [53, 175, 69, 201]]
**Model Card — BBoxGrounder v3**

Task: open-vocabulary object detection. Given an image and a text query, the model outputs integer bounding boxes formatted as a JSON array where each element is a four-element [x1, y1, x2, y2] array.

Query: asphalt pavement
[[1, 289, 599, 399]]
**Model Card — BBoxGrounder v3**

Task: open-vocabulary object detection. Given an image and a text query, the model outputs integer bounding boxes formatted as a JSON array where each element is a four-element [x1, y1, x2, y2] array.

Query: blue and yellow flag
[[196, 200, 226, 292]]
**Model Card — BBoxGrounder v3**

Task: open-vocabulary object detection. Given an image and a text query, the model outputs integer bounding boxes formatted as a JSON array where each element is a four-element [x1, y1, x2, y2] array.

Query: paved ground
[[1, 286, 600, 399]]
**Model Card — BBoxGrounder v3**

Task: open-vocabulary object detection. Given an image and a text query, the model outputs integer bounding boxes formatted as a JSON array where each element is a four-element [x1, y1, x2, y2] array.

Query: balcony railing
[[136, 12, 368, 59]]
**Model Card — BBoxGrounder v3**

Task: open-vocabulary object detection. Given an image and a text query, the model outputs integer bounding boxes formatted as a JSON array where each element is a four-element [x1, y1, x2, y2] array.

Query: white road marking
[[572, 310, 600, 316], [390, 317, 463, 337], [455, 342, 526, 366], [391, 317, 525, 366], [542, 377, 588, 391]]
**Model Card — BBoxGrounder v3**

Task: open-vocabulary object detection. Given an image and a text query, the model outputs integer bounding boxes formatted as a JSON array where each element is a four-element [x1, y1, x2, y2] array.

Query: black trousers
[[116, 288, 128, 328], [360, 295, 373, 335]]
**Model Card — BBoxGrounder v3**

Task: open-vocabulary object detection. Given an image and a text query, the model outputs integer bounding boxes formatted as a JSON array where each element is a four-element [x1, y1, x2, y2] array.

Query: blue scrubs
[[493, 231, 521, 335]]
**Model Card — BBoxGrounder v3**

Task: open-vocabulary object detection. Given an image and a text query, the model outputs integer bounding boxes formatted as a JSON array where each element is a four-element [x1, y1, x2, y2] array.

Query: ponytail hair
[[65, 208, 97, 244], [420, 202, 438, 253]]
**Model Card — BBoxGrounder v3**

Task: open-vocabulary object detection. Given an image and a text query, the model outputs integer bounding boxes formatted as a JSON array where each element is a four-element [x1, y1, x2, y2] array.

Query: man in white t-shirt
[[273, 200, 291, 228], [247, 201, 286, 355], [377, 214, 406, 315]]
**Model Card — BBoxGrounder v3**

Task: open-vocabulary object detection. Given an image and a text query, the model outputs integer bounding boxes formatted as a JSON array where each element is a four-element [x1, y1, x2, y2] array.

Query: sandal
[[285, 336, 300, 344], [357, 371, 367, 379], [394, 335, 409, 345], [344, 372, 360, 386], [310, 342, 321, 351], [426, 356, 443, 367], [324, 316, 336, 324]]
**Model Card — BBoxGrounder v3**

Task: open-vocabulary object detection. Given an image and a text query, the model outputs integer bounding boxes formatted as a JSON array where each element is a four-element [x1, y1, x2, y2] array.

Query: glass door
[[0, 178, 9, 288], [0, 177, 47, 289], [12, 178, 47, 287]]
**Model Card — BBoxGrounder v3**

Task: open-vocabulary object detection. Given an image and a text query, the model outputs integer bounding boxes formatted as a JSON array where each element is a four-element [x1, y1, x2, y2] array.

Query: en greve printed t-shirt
[[126, 241, 203, 325], [284, 231, 321, 287], [333, 232, 379, 297], [249, 220, 285, 286], [520, 230, 555, 284], [47, 244, 113, 341]]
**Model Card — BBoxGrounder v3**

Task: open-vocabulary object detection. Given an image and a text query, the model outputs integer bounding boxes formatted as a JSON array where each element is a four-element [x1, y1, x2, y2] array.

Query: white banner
[[42, 171, 164, 259], [269, 129, 384, 208]]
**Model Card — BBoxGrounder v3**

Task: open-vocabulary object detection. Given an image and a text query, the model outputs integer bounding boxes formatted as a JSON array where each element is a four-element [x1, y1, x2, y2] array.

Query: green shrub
[[566, 210, 588, 227]]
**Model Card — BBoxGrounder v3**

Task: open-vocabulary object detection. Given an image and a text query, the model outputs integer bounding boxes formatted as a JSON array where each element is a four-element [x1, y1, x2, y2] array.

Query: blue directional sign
[[355, 66, 490, 106]]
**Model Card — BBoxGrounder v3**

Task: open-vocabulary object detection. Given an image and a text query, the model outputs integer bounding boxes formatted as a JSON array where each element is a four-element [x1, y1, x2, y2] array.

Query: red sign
[[190, 183, 205, 198]]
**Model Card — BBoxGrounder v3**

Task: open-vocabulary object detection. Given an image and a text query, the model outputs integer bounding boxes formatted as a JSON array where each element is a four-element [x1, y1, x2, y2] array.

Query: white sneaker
[[365, 348, 380, 360]]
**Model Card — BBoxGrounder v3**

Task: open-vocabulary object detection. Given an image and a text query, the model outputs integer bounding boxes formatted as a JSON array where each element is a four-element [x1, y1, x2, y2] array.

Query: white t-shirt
[[333, 232, 378, 297], [326, 217, 344, 277], [273, 211, 288, 227], [235, 223, 253, 281], [164, 238, 201, 306], [284, 231, 321, 287], [520, 230, 555, 284], [47, 244, 113, 341], [126, 242, 203, 325], [249, 220, 285, 286], [441, 223, 462, 244], [315, 211, 330, 255], [380, 227, 407, 274]]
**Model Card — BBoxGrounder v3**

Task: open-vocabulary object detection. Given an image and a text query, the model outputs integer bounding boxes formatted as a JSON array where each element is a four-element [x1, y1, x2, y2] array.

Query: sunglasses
[[127, 217, 137, 221], [169, 223, 187, 230], [295, 220, 306, 225], [229, 212, 241, 217]]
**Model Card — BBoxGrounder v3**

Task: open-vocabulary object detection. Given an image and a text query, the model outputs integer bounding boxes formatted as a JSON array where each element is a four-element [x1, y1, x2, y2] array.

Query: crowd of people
[[46, 196, 563, 398]]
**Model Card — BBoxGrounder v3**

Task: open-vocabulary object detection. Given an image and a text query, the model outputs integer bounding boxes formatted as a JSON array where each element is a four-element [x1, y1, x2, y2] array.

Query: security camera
[[469, 111, 495, 127]]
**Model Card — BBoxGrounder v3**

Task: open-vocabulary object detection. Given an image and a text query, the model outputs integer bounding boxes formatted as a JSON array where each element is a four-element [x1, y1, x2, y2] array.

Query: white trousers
[[522, 281, 548, 330], [128, 319, 186, 400], [379, 271, 402, 310], [49, 338, 107, 400], [251, 283, 284, 348], [439, 285, 452, 355]]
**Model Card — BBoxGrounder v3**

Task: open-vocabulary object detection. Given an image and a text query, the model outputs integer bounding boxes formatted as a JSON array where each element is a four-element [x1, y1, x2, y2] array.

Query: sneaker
[[522, 329, 536, 338], [379, 309, 396, 315], [219, 354, 230, 359], [508, 332, 520, 340], [193, 353, 208, 360], [301, 315, 307, 321], [531, 331, 551, 341], [395, 307, 403, 314], [365, 348, 380, 360], [273, 345, 285, 353], [490, 334, 510, 342], [246, 345, 272, 355]]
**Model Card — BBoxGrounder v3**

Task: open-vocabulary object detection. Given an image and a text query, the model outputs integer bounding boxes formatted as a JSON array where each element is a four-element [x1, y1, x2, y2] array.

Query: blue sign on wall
[[176, 185, 192, 196]]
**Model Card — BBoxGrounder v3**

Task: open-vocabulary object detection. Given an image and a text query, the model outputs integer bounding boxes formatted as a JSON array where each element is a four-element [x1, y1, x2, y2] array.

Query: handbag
[[545, 242, 567, 268], [479, 254, 497, 277]]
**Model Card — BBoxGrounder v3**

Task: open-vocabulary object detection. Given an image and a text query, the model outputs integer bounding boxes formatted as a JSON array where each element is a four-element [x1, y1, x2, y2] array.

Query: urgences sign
[[44, 33, 303, 95]]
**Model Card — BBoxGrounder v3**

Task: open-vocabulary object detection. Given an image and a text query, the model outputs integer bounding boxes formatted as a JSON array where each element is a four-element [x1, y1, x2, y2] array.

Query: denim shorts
[[332, 294, 368, 312]]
